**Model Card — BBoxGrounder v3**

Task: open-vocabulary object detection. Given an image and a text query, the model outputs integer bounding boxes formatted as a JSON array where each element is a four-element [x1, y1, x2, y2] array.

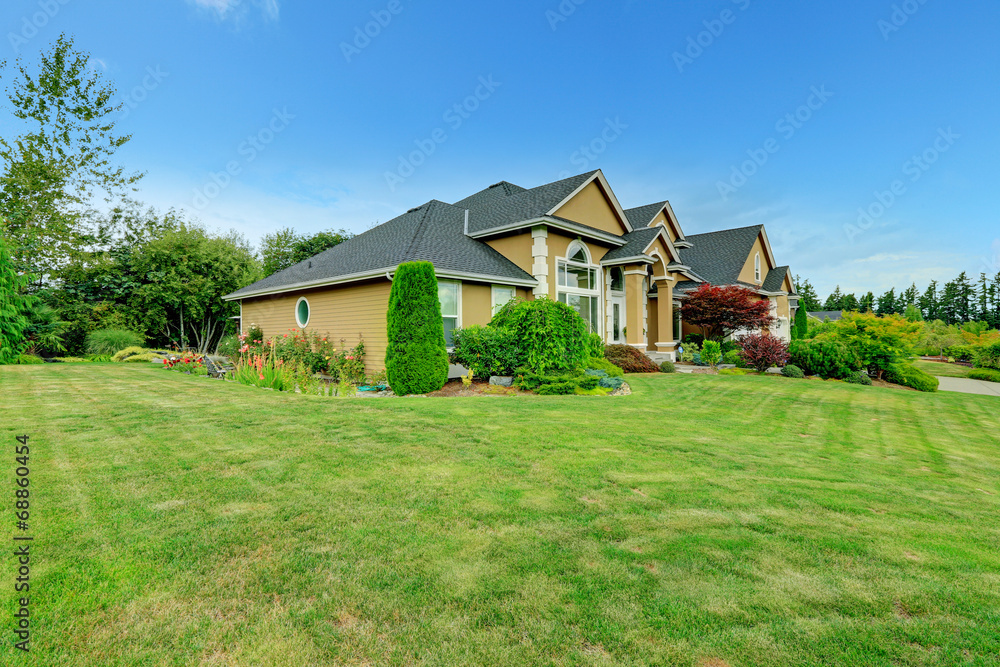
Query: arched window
[[295, 297, 311, 328], [557, 241, 600, 334], [754, 253, 761, 282], [610, 267, 624, 292]]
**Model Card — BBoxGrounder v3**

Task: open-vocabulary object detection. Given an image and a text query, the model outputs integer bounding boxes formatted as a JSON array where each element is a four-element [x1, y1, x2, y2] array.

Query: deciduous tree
[[680, 284, 774, 342]]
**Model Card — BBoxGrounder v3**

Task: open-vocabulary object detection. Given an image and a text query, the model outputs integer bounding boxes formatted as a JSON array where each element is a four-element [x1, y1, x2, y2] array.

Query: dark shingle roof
[[225, 200, 533, 299], [601, 227, 661, 262], [762, 266, 793, 293], [678, 225, 763, 287], [809, 311, 843, 322], [623, 202, 667, 229], [463, 171, 600, 235], [452, 181, 527, 209]]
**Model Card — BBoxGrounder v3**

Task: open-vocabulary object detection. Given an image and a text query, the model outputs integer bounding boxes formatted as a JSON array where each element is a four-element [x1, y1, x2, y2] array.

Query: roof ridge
[[687, 223, 763, 238], [400, 202, 436, 263]]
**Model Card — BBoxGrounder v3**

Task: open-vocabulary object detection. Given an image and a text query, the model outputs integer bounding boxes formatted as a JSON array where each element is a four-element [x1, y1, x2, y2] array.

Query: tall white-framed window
[[556, 241, 601, 334], [439, 280, 461, 347], [754, 253, 761, 282], [673, 303, 682, 342], [295, 297, 311, 328], [491, 285, 517, 316]]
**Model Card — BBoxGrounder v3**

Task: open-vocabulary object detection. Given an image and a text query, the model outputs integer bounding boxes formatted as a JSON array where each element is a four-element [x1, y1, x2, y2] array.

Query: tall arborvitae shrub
[[0, 237, 37, 364], [794, 305, 808, 340], [385, 262, 449, 395]]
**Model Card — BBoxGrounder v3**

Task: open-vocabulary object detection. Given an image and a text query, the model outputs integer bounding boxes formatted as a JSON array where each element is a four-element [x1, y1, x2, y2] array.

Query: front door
[[609, 295, 626, 344]]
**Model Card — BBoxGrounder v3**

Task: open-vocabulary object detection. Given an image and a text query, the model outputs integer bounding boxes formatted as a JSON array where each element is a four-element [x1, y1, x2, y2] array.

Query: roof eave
[[468, 216, 627, 246]]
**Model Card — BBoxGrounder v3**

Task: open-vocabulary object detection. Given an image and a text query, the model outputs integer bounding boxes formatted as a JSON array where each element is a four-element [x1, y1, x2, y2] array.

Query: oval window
[[295, 297, 310, 328]]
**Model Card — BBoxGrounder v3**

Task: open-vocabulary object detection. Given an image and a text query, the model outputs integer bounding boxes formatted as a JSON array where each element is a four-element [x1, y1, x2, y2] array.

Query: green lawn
[[2, 365, 999, 666], [912, 359, 972, 378]]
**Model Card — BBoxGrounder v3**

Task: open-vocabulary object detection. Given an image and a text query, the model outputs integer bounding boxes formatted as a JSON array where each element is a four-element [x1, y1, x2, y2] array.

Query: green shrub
[[604, 345, 660, 373], [587, 358, 624, 378], [111, 346, 148, 362], [969, 369, 1000, 383], [719, 368, 753, 376], [451, 325, 524, 377], [683, 333, 705, 346], [721, 340, 739, 355], [884, 363, 938, 392], [723, 350, 742, 366], [216, 334, 242, 359], [0, 237, 36, 365], [660, 360, 676, 373], [16, 354, 45, 365], [781, 364, 805, 378], [599, 376, 625, 390], [53, 357, 91, 363], [789, 340, 860, 379], [586, 333, 604, 359], [123, 353, 162, 364], [385, 262, 449, 395], [679, 341, 700, 363], [536, 382, 576, 396], [490, 297, 588, 373], [973, 340, 1000, 370], [85, 329, 145, 356], [945, 344, 976, 362], [844, 371, 872, 386], [701, 340, 722, 367]]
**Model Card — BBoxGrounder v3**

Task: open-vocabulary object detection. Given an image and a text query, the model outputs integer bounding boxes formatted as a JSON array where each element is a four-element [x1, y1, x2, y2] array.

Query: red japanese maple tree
[[680, 284, 775, 341]]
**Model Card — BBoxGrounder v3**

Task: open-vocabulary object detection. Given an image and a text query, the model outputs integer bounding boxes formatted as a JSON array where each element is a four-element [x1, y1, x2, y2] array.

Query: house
[[675, 225, 799, 342], [223, 170, 797, 371], [808, 311, 844, 322]]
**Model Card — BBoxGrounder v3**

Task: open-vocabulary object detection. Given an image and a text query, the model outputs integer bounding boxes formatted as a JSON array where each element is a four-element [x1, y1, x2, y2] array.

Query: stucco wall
[[552, 182, 627, 236], [484, 231, 533, 275], [738, 234, 771, 285]]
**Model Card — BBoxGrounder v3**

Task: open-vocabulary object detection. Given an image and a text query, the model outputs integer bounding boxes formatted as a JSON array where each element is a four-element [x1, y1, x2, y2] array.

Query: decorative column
[[531, 226, 549, 298], [654, 277, 678, 360], [624, 266, 647, 348]]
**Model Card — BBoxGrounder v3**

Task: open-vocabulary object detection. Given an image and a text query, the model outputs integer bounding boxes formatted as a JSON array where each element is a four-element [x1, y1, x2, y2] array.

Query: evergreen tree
[[384, 261, 449, 395], [793, 275, 822, 312], [977, 273, 989, 322], [955, 272, 973, 322], [859, 292, 875, 313], [876, 288, 897, 316], [901, 283, 919, 312], [823, 286, 844, 311], [841, 293, 860, 312], [904, 303, 924, 322], [794, 304, 808, 339], [919, 281, 938, 321], [0, 235, 37, 363], [939, 280, 960, 324]]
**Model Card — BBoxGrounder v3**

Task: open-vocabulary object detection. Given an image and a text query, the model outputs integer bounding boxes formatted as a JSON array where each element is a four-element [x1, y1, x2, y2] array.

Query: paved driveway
[[937, 376, 1000, 397]]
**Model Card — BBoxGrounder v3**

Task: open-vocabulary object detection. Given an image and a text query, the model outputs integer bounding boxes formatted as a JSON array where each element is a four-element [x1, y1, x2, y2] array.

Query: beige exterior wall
[[241, 279, 392, 374], [458, 283, 531, 328], [650, 211, 679, 242], [738, 234, 772, 286], [484, 231, 533, 275], [552, 181, 628, 236]]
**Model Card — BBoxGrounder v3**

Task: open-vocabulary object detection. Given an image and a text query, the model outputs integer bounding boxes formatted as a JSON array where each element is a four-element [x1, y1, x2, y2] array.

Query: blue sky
[[3, 0, 998, 298]]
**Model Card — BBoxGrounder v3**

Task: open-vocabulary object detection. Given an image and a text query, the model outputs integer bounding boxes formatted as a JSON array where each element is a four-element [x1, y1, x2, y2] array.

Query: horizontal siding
[[241, 279, 392, 374]]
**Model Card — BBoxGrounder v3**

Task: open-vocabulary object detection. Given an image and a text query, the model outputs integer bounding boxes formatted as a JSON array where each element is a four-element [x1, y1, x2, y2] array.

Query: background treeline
[[1, 36, 352, 360], [795, 272, 1000, 328]]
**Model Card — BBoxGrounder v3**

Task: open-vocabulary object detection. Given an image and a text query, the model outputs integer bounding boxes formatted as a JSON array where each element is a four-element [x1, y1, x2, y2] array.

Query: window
[[439, 281, 460, 347], [610, 268, 624, 292], [557, 241, 601, 334], [295, 297, 310, 328], [673, 304, 682, 342], [754, 253, 761, 282], [492, 285, 516, 315]]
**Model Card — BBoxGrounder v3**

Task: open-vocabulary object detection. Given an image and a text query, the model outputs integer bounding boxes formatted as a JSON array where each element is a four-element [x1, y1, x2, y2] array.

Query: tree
[[793, 275, 822, 312], [794, 304, 808, 339], [859, 292, 875, 313], [901, 283, 919, 313], [819, 312, 922, 378], [876, 288, 897, 316], [919, 281, 938, 321], [904, 303, 924, 322], [680, 284, 775, 342], [127, 225, 261, 352], [0, 35, 142, 283], [824, 286, 844, 311], [738, 333, 790, 373], [841, 292, 860, 312], [384, 262, 449, 395], [260, 227, 353, 276], [0, 235, 37, 363]]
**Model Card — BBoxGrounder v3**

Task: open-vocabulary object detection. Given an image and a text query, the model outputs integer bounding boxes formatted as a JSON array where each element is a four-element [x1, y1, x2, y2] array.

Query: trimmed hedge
[[451, 325, 524, 378], [781, 364, 804, 379], [973, 340, 1000, 370], [490, 298, 588, 374], [789, 339, 860, 379], [844, 371, 872, 386], [968, 369, 1000, 383], [605, 345, 660, 373], [884, 363, 938, 392], [660, 360, 676, 373], [385, 262, 449, 395]]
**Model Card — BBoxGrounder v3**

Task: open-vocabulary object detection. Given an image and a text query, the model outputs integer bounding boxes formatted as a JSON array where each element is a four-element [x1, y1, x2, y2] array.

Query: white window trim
[[295, 296, 311, 328], [439, 280, 462, 350], [754, 253, 761, 282], [609, 267, 625, 294], [557, 242, 602, 335], [491, 285, 517, 316]]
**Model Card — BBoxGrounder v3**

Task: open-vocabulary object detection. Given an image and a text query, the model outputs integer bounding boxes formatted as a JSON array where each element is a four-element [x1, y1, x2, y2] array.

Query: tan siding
[[738, 235, 772, 286], [461, 283, 493, 328], [241, 279, 392, 374], [484, 232, 533, 275], [552, 181, 629, 236], [650, 211, 678, 242]]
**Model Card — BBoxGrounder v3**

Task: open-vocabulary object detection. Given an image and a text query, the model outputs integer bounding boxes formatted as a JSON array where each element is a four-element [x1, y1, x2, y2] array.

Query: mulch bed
[[425, 380, 525, 398]]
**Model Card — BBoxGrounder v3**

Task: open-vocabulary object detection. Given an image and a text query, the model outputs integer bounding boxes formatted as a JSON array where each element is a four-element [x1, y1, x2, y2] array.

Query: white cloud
[[187, 0, 280, 22]]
